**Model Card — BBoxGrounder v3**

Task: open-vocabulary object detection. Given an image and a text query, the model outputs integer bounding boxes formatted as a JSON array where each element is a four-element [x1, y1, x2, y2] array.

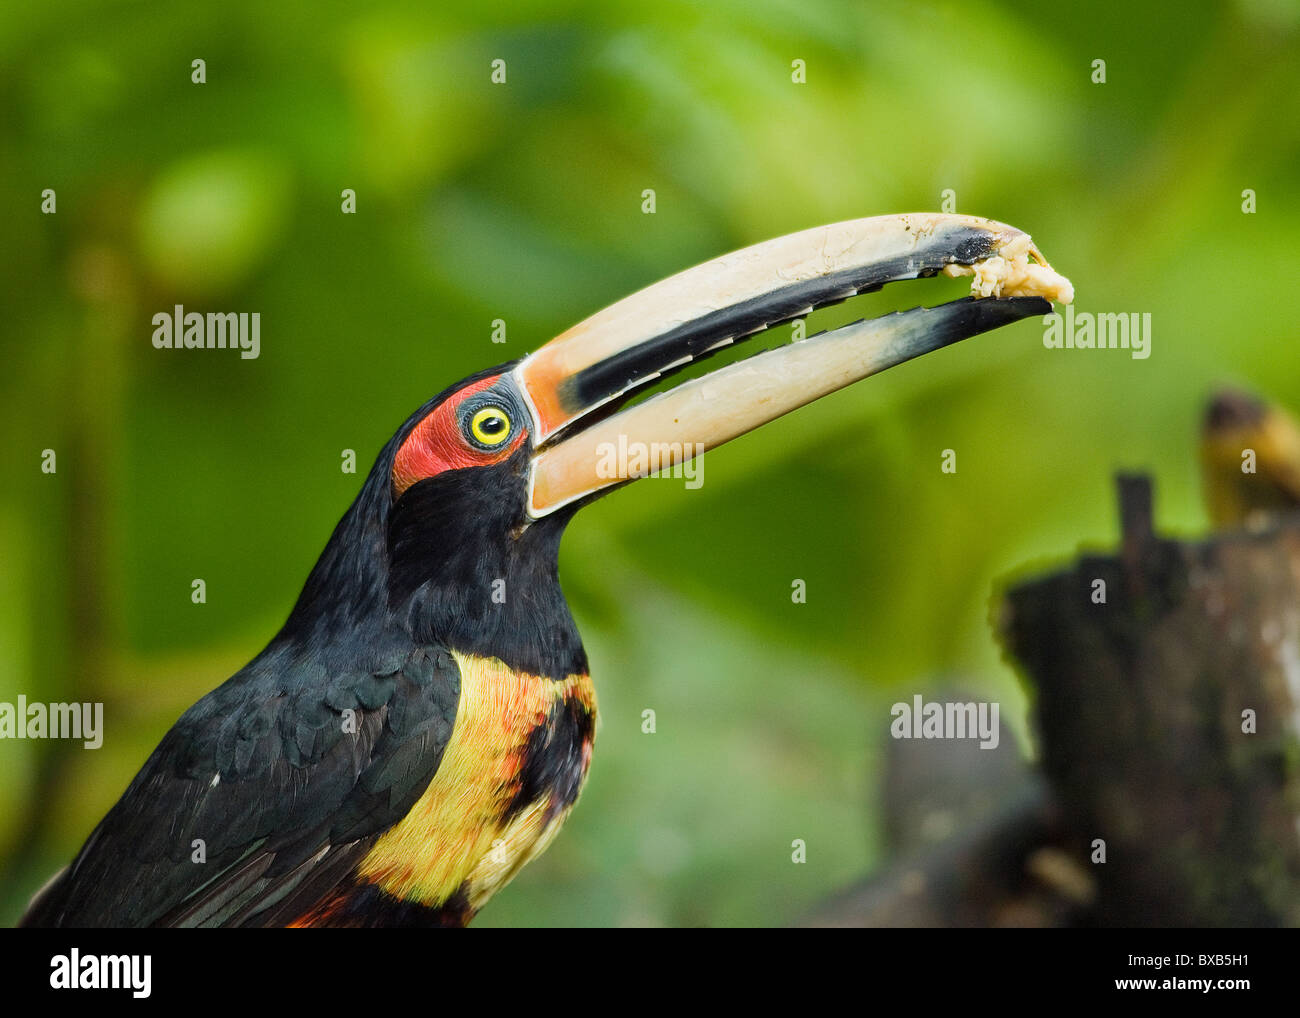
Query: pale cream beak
[[512, 213, 1072, 519]]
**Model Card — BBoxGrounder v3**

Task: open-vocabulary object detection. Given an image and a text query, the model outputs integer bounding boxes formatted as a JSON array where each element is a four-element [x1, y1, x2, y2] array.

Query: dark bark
[[806, 475, 1300, 926], [999, 475, 1300, 926]]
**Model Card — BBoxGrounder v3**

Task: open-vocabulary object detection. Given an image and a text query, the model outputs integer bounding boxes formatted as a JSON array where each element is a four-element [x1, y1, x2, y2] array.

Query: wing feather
[[20, 646, 460, 927]]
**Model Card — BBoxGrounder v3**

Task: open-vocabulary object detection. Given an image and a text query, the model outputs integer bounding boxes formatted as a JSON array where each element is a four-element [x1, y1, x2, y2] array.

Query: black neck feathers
[[274, 374, 587, 680]]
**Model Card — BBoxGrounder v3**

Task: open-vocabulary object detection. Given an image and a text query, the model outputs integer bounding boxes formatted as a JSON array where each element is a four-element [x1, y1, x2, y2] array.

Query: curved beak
[[513, 212, 1073, 519]]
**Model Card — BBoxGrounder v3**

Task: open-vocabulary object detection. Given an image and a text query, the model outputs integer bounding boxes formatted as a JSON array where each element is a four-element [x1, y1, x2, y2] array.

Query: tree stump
[[998, 475, 1300, 926]]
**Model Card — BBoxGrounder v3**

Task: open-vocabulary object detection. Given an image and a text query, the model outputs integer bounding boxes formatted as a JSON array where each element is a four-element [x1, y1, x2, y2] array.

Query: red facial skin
[[391, 374, 528, 497]]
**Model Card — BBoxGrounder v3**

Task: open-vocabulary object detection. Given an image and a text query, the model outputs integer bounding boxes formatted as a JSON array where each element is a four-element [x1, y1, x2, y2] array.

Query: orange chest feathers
[[351, 651, 596, 919]]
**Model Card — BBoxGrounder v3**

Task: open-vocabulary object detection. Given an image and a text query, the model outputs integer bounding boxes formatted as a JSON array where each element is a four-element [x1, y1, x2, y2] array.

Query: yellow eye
[[469, 406, 512, 447]]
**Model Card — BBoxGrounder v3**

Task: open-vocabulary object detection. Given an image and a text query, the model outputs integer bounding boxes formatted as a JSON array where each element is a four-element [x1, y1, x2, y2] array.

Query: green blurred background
[[1, 0, 1298, 926]]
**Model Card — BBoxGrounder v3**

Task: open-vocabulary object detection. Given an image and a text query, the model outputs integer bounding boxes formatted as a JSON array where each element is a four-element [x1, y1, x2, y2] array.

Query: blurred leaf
[[136, 149, 292, 295]]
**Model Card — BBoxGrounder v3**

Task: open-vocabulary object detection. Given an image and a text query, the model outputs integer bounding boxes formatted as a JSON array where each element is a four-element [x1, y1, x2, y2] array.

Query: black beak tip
[[927, 295, 1052, 352]]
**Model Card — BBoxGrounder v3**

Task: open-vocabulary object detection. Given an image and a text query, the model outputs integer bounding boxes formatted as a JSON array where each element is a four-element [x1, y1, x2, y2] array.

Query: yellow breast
[[356, 651, 596, 914]]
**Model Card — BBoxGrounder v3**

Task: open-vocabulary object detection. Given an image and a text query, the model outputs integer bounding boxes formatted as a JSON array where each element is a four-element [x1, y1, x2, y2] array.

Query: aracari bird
[[22, 213, 1070, 927], [1200, 388, 1300, 527]]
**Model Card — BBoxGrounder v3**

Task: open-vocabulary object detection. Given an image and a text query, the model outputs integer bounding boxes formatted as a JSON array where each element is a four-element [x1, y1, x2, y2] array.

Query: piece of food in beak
[[516, 213, 1073, 518], [941, 231, 1074, 304]]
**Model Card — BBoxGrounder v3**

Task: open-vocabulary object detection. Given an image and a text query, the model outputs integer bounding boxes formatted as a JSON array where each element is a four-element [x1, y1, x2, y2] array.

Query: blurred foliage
[[1, 0, 1298, 926]]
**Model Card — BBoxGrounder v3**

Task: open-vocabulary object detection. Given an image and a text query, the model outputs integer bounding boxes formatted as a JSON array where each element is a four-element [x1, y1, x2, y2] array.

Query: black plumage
[[22, 364, 586, 927]]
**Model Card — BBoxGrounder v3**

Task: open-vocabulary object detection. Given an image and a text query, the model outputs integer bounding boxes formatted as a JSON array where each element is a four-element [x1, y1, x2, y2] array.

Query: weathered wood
[[999, 476, 1300, 926]]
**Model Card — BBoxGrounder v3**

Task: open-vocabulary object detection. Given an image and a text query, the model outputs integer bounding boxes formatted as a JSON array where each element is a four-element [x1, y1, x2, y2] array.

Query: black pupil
[[480, 413, 505, 435]]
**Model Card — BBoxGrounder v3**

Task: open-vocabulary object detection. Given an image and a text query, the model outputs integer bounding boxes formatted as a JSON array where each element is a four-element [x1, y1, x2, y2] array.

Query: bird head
[[1201, 387, 1300, 528], [289, 213, 1071, 676]]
